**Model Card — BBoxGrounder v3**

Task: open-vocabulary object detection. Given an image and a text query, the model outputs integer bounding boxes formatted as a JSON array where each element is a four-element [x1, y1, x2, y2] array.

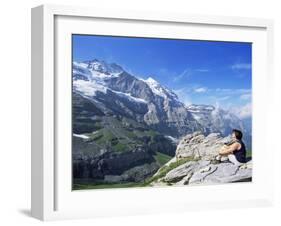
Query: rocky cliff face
[[73, 60, 203, 138], [72, 92, 176, 184], [150, 131, 252, 186]]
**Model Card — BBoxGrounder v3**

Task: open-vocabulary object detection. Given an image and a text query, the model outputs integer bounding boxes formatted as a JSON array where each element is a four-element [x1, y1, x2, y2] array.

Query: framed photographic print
[[31, 4, 274, 221]]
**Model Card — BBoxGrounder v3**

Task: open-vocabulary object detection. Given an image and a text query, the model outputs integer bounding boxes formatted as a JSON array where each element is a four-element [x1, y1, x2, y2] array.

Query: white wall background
[[0, 0, 280, 225]]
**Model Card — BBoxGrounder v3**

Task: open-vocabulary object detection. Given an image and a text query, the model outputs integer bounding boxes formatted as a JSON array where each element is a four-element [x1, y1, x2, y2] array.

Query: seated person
[[216, 129, 246, 166]]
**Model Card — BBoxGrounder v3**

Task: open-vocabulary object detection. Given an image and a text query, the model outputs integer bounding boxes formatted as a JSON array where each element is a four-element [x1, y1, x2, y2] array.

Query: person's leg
[[220, 156, 229, 162], [228, 154, 242, 166], [216, 154, 228, 162], [215, 155, 221, 161]]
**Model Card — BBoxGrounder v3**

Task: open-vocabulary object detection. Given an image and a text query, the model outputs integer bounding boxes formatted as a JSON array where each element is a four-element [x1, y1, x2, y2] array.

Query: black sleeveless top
[[234, 140, 246, 163]]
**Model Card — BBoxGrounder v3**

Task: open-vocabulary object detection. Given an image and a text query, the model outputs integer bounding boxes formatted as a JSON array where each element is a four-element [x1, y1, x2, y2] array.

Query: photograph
[[72, 34, 252, 190]]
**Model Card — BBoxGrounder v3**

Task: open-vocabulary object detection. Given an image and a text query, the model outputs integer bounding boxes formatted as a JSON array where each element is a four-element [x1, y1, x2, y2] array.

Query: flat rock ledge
[[151, 131, 252, 186], [152, 159, 252, 186]]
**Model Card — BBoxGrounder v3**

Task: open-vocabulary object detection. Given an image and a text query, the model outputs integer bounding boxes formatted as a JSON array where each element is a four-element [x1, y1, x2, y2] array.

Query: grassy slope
[[153, 151, 173, 165], [83, 116, 162, 153], [142, 157, 196, 185]]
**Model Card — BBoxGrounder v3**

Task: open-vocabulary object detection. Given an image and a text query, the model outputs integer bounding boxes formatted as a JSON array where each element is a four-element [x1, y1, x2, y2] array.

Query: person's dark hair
[[232, 129, 243, 140]]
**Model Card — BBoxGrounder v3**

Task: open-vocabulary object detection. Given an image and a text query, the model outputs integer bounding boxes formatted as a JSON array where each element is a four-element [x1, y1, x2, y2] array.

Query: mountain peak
[[145, 77, 159, 85], [83, 59, 124, 75], [141, 76, 179, 100]]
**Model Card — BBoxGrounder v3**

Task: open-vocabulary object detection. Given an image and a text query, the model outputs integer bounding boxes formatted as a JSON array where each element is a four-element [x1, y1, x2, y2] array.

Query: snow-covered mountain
[[73, 59, 123, 81], [141, 77, 178, 100], [72, 59, 249, 140], [73, 59, 201, 137]]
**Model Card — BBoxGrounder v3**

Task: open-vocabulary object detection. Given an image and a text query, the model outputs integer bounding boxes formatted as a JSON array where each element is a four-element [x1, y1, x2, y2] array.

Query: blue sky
[[73, 34, 252, 118]]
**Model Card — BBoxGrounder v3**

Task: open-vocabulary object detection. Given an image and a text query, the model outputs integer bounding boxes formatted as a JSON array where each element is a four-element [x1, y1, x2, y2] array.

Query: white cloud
[[173, 88, 192, 105], [172, 68, 210, 82], [232, 103, 252, 119], [215, 88, 232, 92], [173, 69, 191, 82], [240, 93, 251, 100], [231, 63, 251, 70], [218, 96, 230, 101], [207, 95, 231, 107], [215, 88, 251, 96], [194, 87, 207, 93]]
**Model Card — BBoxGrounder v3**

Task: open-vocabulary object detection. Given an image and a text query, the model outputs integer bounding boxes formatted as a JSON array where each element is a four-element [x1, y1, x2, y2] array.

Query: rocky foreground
[[149, 132, 252, 186]]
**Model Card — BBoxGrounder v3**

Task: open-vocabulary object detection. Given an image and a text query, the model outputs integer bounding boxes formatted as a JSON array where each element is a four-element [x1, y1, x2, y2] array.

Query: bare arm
[[219, 142, 241, 155]]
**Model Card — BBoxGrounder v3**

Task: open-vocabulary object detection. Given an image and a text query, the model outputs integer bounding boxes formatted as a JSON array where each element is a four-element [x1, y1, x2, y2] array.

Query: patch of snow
[[73, 79, 107, 96], [165, 135, 179, 144], [73, 78, 147, 104], [85, 59, 124, 75], [142, 77, 167, 98], [90, 70, 120, 80], [187, 109, 201, 113], [73, 61, 88, 68], [142, 77, 179, 100], [187, 104, 215, 112], [73, 134, 89, 139], [191, 113, 201, 121], [112, 90, 147, 104], [73, 61, 122, 82], [146, 77, 158, 85], [73, 62, 92, 80]]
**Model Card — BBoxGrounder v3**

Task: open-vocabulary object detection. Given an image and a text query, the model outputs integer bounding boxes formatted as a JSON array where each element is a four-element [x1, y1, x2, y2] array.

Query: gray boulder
[[162, 161, 252, 186], [164, 161, 197, 183], [188, 164, 218, 184], [176, 131, 231, 160], [189, 162, 252, 184], [153, 158, 252, 186], [164, 160, 210, 183]]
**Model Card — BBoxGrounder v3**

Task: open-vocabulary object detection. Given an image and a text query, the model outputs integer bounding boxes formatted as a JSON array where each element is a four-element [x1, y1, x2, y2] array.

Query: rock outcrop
[[175, 131, 231, 160], [151, 131, 252, 186], [164, 160, 210, 183]]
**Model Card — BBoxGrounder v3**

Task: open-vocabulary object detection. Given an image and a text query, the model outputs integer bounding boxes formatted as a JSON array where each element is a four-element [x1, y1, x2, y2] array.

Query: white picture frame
[[31, 4, 274, 221]]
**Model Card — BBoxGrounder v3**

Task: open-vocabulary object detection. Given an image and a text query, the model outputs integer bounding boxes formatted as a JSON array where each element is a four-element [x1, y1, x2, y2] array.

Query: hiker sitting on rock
[[216, 129, 246, 166]]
